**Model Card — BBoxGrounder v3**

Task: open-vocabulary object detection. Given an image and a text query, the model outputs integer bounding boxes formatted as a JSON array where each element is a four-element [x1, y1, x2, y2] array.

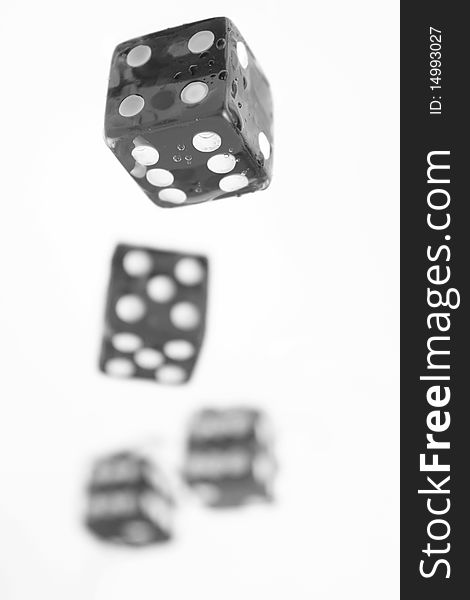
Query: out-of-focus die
[[183, 407, 276, 507], [99, 243, 208, 385], [105, 17, 273, 208], [85, 451, 173, 546]]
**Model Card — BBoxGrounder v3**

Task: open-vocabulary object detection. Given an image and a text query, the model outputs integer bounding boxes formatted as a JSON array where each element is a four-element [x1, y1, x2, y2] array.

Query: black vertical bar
[[401, 2, 469, 597]]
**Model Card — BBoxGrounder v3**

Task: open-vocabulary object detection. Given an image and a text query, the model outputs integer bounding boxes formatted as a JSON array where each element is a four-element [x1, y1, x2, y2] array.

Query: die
[[104, 17, 273, 208], [99, 243, 208, 385], [183, 407, 276, 507], [84, 451, 173, 546]]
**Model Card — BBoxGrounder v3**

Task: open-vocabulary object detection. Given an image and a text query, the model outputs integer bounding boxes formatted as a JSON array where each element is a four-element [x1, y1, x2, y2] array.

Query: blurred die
[[99, 243, 208, 385], [84, 451, 174, 546], [183, 407, 277, 507]]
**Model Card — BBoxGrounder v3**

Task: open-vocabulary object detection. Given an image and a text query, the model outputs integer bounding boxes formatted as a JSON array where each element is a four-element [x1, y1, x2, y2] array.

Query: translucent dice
[[183, 407, 277, 507], [99, 244, 208, 385], [105, 17, 273, 208], [85, 452, 173, 546]]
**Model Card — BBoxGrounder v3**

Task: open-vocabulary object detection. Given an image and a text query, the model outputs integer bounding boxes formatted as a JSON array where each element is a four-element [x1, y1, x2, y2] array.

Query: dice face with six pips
[[104, 17, 273, 208], [85, 452, 173, 546], [183, 407, 277, 507], [99, 244, 208, 385]]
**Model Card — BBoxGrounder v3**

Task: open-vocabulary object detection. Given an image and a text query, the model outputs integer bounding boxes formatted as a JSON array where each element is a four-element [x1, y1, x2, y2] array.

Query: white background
[[0, 1, 399, 598]]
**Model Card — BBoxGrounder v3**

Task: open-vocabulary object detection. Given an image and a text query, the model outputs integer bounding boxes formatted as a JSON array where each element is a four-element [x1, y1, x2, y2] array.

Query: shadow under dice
[[99, 244, 208, 385], [105, 17, 273, 208], [85, 451, 173, 546], [183, 407, 277, 507]]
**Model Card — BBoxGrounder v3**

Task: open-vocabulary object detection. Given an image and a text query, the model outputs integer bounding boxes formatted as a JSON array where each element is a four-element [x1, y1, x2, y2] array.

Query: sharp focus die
[[104, 17, 273, 208]]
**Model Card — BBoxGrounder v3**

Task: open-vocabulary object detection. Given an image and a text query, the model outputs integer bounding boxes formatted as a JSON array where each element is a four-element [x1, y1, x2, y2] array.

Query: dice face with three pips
[[104, 17, 273, 208], [85, 451, 174, 546], [99, 244, 208, 385]]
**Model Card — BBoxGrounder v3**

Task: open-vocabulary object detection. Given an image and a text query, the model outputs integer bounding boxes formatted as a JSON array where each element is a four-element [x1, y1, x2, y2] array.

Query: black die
[[85, 452, 173, 546], [104, 17, 273, 208], [183, 407, 276, 507], [99, 244, 208, 385]]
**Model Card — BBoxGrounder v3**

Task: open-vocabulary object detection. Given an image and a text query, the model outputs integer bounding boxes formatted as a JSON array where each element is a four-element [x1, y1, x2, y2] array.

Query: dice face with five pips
[[99, 244, 208, 385], [85, 451, 174, 546], [104, 17, 273, 208]]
